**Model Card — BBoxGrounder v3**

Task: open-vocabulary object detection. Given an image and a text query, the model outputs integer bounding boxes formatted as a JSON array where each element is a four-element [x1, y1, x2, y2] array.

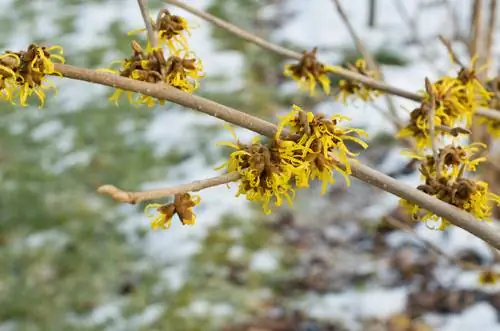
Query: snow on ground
[[302, 287, 408, 329]]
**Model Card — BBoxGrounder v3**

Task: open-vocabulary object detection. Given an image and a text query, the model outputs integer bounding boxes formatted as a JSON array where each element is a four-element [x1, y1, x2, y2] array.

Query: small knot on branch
[[97, 185, 137, 204]]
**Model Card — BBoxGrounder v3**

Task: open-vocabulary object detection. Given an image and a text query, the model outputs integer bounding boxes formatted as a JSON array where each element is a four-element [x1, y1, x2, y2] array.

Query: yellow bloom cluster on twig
[[336, 59, 381, 104], [145, 193, 200, 230], [400, 51, 500, 230], [218, 105, 368, 214], [398, 58, 491, 149], [108, 9, 204, 106], [283, 48, 336, 96], [402, 142, 500, 230], [130, 9, 191, 54], [105, 41, 203, 107], [0, 44, 64, 107]]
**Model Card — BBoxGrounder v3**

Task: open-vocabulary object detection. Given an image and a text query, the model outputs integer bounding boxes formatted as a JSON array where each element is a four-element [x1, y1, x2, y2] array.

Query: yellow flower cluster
[[145, 193, 200, 230], [479, 269, 499, 285], [336, 59, 381, 104], [480, 77, 500, 137], [283, 48, 336, 96], [0, 44, 64, 107], [399, 64, 491, 149], [130, 9, 191, 53], [401, 143, 500, 230], [398, 52, 500, 230], [218, 105, 368, 214], [108, 10, 204, 106]]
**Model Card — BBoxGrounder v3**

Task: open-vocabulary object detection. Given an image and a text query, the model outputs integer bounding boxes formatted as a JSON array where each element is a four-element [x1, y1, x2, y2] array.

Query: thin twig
[[33, 61, 500, 249], [485, 0, 497, 70], [98, 172, 240, 204], [138, 0, 158, 48], [438, 35, 465, 67], [330, 0, 402, 131], [470, 0, 483, 59], [425, 77, 439, 164], [331, 0, 379, 72]]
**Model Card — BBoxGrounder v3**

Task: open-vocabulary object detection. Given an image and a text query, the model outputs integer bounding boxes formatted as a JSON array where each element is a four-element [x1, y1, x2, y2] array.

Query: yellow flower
[[0, 44, 64, 107], [145, 193, 201, 230], [283, 48, 335, 96], [105, 41, 204, 107], [479, 115, 500, 138], [155, 9, 191, 53], [336, 59, 381, 104], [164, 50, 205, 93], [276, 104, 368, 194], [145, 203, 176, 230], [217, 134, 298, 214], [129, 9, 191, 53], [402, 179, 500, 230], [479, 269, 499, 285]]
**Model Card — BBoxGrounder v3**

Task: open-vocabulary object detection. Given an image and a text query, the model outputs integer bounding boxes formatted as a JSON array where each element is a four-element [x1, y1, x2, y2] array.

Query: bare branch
[[138, 0, 158, 48], [330, 0, 403, 131], [425, 77, 439, 164], [486, 0, 497, 68], [470, 0, 483, 58], [98, 172, 240, 204], [438, 35, 466, 67]]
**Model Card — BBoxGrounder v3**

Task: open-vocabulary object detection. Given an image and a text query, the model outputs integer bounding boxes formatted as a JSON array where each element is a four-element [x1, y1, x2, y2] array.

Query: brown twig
[[438, 35, 465, 67], [425, 77, 439, 164], [36, 63, 500, 248], [98, 172, 240, 204], [330, 0, 402, 131], [485, 0, 497, 69], [470, 0, 483, 59], [138, 0, 158, 48]]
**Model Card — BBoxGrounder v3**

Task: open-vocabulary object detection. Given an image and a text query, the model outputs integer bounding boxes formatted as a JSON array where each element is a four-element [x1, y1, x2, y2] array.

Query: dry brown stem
[[330, 0, 402, 131], [138, 0, 158, 48], [97, 172, 240, 204]]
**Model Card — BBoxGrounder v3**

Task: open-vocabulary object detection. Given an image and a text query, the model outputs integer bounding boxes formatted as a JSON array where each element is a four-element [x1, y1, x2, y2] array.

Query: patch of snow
[[303, 287, 407, 328], [228, 245, 245, 260], [23, 229, 69, 250], [432, 303, 500, 331], [126, 304, 165, 329], [186, 300, 234, 317], [31, 120, 64, 141], [250, 250, 279, 272]]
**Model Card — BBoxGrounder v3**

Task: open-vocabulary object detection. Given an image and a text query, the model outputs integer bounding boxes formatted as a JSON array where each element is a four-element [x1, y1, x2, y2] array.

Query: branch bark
[[98, 172, 240, 204]]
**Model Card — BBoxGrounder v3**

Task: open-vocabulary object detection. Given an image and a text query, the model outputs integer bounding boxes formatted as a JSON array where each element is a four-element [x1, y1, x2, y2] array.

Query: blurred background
[[2, 0, 500, 330]]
